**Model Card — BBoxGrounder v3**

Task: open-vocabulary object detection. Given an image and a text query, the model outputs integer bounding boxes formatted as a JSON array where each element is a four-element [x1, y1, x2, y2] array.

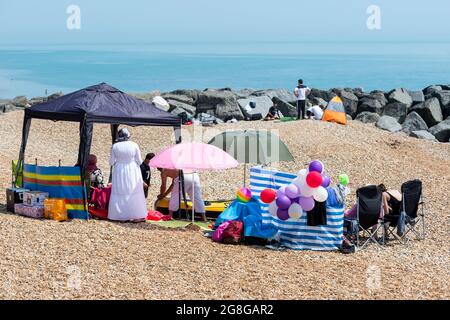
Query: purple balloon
[[276, 195, 292, 210], [309, 160, 324, 174], [292, 197, 301, 204], [321, 175, 331, 188], [299, 196, 315, 211], [276, 186, 286, 198], [277, 208, 290, 221], [285, 184, 300, 199]]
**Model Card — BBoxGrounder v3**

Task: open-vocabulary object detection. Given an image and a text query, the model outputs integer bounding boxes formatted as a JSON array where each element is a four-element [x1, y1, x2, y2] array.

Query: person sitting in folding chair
[[382, 180, 425, 243], [379, 184, 402, 216], [344, 185, 384, 249]]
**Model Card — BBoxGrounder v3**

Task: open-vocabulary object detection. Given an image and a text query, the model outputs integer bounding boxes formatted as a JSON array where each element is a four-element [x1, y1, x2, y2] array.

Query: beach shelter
[[207, 130, 294, 186], [15, 83, 181, 218], [322, 96, 347, 125]]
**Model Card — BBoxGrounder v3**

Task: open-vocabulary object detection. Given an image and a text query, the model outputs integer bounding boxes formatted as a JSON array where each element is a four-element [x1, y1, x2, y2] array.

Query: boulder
[[310, 97, 328, 108], [376, 116, 402, 132], [357, 97, 384, 115], [383, 103, 408, 123], [272, 97, 297, 117], [352, 87, 366, 96], [337, 90, 359, 117], [423, 85, 442, 95], [388, 88, 413, 108], [161, 93, 195, 105], [402, 112, 428, 134], [355, 112, 380, 124], [369, 91, 388, 107], [197, 90, 244, 121], [251, 89, 297, 105], [29, 97, 46, 105], [166, 99, 196, 115], [235, 88, 255, 99], [409, 97, 443, 127], [1, 104, 17, 113], [428, 119, 450, 142], [47, 92, 64, 101], [309, 88, 335, 102], [431, 90, 450, 118], [237, 96, 273, 120], [12, 96, 29, 108], [410, 130, 437, 141], [407, 90, 425, 104], [346, 114, 352, 121], [128, 91, 160, 103], [170, 89, 200, 104]]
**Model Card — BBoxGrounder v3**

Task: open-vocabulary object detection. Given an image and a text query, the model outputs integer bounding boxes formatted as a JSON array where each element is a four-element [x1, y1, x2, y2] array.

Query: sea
[[0, 41, 449, 99]]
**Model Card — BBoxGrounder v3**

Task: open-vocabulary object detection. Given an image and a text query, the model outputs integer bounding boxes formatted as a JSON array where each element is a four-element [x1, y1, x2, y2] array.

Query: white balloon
[[299, 180, 315, 197], [268, 201, 278, 217], [298, 169, 308, 178], [288, 203, 302, 220], [313, 186, 329, 202]]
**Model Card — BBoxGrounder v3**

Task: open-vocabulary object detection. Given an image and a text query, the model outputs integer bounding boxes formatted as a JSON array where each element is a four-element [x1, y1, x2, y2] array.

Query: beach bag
[[44, 198, 68, 222], [222, 220, 244, 245], [212, 221, 231, 243]]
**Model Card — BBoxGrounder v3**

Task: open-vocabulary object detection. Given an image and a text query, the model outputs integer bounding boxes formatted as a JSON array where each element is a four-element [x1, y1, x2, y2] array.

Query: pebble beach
[[0, 109, 449, 300]]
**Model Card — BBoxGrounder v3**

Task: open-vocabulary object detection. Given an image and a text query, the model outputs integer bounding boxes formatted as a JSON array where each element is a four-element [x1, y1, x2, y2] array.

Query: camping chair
[[355, 185, 384, 249], [383, 180, 425, 244]]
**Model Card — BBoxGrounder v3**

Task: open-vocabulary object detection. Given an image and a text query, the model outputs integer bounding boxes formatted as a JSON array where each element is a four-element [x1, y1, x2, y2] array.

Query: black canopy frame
[[15, 83, 182, 214]]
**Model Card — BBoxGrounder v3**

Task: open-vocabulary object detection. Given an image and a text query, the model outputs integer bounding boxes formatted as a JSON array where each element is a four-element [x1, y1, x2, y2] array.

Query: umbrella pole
[[192, 172, 195, 224], [243, 163, 246, 188]]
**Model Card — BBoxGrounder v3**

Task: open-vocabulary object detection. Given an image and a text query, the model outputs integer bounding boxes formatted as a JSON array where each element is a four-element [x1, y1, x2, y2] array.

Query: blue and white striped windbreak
[[249, 166, 344, 251]]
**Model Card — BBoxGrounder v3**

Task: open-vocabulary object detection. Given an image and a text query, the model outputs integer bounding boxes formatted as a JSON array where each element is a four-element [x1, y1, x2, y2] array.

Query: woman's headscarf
[[87, 154, 98, 172], [116, 128, 131, 142]]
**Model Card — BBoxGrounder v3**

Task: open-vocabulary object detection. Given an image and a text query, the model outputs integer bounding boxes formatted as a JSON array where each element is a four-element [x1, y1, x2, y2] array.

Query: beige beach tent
[[322, 96, 347, 125]]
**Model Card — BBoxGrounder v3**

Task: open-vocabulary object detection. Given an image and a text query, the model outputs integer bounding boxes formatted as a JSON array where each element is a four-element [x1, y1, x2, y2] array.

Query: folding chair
[[383, 180, 425, 244], [355, 185, 384, 249]]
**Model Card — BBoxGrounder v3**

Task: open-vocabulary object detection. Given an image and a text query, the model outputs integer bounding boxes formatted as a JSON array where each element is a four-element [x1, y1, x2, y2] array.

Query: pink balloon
[[299, 196, 315, 211]]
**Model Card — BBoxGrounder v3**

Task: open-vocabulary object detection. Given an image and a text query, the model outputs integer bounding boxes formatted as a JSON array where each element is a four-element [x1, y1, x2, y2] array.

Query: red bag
[[146, 210, 172, 221], [221, 221, 244, 245], [146, 210, 164, 221]]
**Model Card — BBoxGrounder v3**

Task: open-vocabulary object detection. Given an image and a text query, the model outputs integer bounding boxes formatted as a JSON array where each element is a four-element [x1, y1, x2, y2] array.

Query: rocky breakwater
[[2, 84, 450, 143]]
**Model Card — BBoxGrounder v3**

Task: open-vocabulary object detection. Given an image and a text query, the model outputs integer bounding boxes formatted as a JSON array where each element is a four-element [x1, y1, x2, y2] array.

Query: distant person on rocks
[[264, 102, 281, 121], [141, 153, 155, 199], [306, 105, 324, 120], [294, 79, 311, 120]]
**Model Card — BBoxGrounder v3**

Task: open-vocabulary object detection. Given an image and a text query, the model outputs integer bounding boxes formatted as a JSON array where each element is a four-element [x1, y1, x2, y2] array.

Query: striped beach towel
[[250, 166, 344, 251], [23, 164, 88, 219]]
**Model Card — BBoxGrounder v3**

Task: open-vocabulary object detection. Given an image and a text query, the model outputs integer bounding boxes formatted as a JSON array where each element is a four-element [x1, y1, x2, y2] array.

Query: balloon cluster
[[260, 160, 331, 221]]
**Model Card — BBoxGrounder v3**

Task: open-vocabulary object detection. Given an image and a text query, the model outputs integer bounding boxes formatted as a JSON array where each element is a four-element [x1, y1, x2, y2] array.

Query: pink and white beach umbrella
[[149, 142, 239, 222]]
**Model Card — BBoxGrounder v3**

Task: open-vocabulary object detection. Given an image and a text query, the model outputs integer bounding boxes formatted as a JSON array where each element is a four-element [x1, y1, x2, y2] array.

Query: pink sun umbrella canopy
[[149, 142, 239, 171], [149, 142, 239, 223]]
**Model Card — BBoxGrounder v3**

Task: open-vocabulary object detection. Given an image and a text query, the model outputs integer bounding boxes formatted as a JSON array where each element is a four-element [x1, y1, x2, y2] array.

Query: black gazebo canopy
[[16, 82, 181, 190]]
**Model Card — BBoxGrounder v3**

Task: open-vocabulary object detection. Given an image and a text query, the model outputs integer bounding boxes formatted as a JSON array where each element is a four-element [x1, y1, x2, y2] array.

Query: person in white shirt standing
[[294, 79, 311, 120]]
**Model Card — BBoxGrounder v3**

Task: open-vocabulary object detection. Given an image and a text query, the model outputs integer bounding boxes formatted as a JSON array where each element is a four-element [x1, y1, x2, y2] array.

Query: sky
[[0, 0, 449, 45]]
